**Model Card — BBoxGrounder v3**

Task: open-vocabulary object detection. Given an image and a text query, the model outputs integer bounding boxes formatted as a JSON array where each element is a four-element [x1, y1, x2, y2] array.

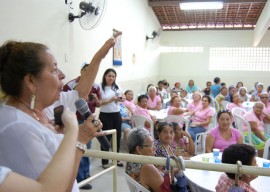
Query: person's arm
[[191, 116, 212, 127], [75, 33, 122, 99], [205, 133, 215, 153], [249, 121, 267, 141], [173, 107, 188, 115], [92, 93, 101, 107], [100, 96, 119, 106], [0, 108, 79, 192], [140, 164, 163, 192], [250, 95, 255, 102], [155, 100, 162, 111], [184, 132, 195, 156], [66, 114, 103, 191], [237, 135, 244, 144]]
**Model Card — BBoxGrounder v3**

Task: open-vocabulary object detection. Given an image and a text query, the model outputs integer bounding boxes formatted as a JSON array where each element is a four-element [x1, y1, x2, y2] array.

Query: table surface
[[184, 153, 270, 192]]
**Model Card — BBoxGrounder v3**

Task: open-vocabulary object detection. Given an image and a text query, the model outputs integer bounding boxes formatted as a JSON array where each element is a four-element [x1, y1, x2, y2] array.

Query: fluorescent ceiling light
[[180, 1, 223, 10]]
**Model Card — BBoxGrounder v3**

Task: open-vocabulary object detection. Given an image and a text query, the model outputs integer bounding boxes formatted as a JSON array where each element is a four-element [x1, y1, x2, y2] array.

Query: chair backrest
[[233, 114, 253, 146], [130, 115, 154, 139], [232, 107, 247, 117], [124, 173, 150, 192], [164, 115, 189, 128], [263, 138, 270, 159], [222, 101, 230, 110], [210, 97, 220, 112], [207, 107, 217, 131]]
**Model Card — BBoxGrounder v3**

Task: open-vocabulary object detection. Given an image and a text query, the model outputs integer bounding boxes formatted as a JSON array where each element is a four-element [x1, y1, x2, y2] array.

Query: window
[[209, 47, 270, 71]]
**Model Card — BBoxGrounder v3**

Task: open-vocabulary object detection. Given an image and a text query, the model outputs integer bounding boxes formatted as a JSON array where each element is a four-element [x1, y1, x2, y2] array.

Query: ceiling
[[148, 0, 267, 31]]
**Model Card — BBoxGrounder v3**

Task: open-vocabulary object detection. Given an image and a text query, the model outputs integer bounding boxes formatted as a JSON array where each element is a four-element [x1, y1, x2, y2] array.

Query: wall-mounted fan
[[68, 0, 107, 30]]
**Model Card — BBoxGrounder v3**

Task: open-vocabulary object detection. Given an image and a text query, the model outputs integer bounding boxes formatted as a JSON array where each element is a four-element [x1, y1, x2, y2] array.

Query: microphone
[[75, 98, 111, 149]]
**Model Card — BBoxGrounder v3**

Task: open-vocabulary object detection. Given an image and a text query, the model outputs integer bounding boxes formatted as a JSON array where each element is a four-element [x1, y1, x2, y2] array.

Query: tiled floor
[[80, 137, 129, 192]]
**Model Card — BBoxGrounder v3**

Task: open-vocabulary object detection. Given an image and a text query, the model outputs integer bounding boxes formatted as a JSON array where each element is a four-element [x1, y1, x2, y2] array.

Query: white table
[[148, 109, 168, 121], [184, 153, 270, 192]]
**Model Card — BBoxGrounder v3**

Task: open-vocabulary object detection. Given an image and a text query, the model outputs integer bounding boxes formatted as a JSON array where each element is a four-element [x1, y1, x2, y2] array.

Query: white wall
[[0, 0, 161, 96], [159, 30, 270, 91]]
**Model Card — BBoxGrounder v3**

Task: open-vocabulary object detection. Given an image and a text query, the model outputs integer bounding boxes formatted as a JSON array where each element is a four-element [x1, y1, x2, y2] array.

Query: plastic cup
[[213, 148, 220, 157], [202, 156, 209, 163], [214, 158, 221, 163], [263, 162, 270, 168]]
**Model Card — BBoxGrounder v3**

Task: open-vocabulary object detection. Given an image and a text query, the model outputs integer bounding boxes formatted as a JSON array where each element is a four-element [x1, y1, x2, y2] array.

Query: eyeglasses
[[142, 143, 154, 148], [260, 97, 268, 99]]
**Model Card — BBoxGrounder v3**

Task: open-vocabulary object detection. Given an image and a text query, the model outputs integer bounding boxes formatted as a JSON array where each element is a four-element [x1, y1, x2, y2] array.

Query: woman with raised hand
[[0, 41, 103, 192], [206, 110, 243, 153]]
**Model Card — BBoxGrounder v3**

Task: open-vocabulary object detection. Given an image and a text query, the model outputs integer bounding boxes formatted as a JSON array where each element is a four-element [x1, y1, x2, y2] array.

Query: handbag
[[171, 155, 188, 192], [160, 156, 172, 192]]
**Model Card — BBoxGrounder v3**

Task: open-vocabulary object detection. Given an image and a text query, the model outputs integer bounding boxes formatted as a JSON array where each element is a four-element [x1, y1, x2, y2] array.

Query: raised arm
[[75, 32, 122, 99]]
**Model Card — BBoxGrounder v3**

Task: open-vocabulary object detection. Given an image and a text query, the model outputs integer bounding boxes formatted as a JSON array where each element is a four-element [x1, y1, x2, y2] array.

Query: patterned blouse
[[154, 139, 175, 158], [216, 173, 257, 192]]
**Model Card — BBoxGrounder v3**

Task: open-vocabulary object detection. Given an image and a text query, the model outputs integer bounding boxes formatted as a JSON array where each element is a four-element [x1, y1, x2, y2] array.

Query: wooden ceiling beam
[[148, 0, 267, 7]]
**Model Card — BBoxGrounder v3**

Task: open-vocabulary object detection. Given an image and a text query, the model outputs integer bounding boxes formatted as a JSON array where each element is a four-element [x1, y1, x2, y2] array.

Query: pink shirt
[[227, 103, 244, 111], [134, 105, 151, 120], [263, 103, 270, 114], [147, 95, 161, 109], [122, 100, 136, 113], [192, 106, 215, 128], [187, 101, 202, 112], [167, 106, 183, 116], [209, 126, 242, 152], [243, 111, 265, 132]]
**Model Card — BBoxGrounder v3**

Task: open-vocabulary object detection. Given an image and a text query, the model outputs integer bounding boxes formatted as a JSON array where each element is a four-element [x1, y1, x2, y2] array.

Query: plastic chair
[[233, 114, 253, 146], [125, 173, 150, 192], [194, 107, 216, 154], [263, 138, 270, 160], [130, 115, 154, 139], [232, 107, 247, 117], [164, 115, 189, 128], [210, 97, 220, 112]]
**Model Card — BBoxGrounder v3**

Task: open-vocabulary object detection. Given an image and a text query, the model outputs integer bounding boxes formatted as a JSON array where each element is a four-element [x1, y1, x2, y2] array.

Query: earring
[[30, 94, 35, 110]]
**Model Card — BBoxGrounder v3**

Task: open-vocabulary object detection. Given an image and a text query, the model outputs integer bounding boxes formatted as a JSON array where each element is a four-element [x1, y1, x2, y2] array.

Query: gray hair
[[253, 101, 264, 109], [260, 91, 269, 97], [127, 127, 150, 154]]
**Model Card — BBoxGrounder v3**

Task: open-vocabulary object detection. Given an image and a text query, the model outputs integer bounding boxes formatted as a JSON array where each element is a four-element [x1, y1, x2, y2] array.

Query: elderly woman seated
[[239, 87, 248, 102], [188, 95, 215, 141], [227, 93, 245, 111], [187, 91, 202, 113], [167, 96, 188, 117], [206, 110, 243, 153], [251, 83, 264, 102], [126, 127, 163, 192], [134, 95, 156, 131], [147, 85, 162, 111], [243, 102, 270, 157], [216, 144, 258, 192]]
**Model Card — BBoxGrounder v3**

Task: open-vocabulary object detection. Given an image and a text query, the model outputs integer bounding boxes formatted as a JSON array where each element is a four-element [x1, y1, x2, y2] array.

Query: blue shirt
[[211, 84, 221, 98]]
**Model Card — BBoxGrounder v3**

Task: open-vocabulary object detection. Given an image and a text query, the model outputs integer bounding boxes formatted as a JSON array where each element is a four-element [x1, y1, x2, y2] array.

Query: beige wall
[[0, 0, 161, 97], [159, 30, 270, 91]]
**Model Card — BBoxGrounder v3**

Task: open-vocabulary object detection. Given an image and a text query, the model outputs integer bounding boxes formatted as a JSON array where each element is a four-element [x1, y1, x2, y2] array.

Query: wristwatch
[[76, 141, 87, 153]]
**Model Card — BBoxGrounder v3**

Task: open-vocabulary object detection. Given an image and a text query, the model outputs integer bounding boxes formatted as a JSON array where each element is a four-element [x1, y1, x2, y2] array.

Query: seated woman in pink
[[187, 91, 202, 113], [134, 95, 156, 131], [188, 95, 215, 141], [167, 95, 188, 116], [147, 86, 161, 110], [122, 90, 136, 114], [227, 93, 245, 111], [206, 110, 243, 153], [243, 102, 270, 157]]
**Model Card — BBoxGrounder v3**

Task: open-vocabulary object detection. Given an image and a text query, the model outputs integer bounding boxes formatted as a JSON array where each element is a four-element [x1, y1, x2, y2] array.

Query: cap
[[81, 62, 89, 70]]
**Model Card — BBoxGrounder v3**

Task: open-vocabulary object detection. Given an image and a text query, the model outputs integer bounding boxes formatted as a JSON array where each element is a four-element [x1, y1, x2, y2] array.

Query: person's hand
[[54, 108, 78, 135], [95, 32, 122, 60], [78, 114, 103, 144]]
